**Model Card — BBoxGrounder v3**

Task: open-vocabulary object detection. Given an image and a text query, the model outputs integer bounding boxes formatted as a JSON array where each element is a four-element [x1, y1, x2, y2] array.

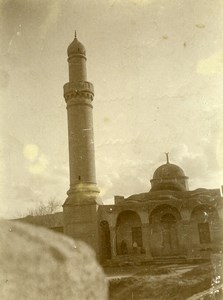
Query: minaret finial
[[75, 30, 77, 39], [165, 152, 169, 164]]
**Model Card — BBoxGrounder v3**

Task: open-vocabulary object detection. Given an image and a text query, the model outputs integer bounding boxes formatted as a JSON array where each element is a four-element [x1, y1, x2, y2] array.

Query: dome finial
[[75, 30, 77, 39], [165, 152, 169, 164]]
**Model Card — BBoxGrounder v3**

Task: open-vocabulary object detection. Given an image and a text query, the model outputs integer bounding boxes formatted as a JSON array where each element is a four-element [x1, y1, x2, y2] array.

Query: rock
[[0, 220, 107, 300]]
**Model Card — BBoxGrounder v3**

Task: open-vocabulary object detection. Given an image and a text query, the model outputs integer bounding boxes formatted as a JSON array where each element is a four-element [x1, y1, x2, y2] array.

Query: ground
[[106, 263, 215, 300]]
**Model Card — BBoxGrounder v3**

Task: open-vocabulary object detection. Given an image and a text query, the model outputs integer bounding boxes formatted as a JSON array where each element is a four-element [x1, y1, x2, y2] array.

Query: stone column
[[180, 208, 192, 257], [180, 220, 193, 257], [142, 223, 152, 258], [110, 226, 117, 258]]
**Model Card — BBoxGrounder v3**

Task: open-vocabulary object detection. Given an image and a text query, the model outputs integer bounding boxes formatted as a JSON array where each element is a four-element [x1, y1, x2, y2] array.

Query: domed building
[[98, 154, 223, 264]]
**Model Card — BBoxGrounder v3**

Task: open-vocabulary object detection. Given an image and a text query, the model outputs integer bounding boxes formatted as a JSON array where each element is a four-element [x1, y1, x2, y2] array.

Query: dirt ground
[[106, 263, 214, 300]]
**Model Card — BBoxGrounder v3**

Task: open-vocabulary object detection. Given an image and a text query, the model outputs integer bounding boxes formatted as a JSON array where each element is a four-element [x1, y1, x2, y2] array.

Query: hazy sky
[[1, 0, 223, 218]]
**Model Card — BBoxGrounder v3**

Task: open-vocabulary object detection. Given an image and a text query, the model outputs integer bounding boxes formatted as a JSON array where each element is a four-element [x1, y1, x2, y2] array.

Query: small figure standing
[[132, 241, 138, 254]]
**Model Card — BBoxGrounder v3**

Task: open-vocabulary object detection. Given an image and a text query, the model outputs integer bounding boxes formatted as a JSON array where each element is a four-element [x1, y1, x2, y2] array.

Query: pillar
[[142, 223, 152, 258], [110, 226, 117, 258]]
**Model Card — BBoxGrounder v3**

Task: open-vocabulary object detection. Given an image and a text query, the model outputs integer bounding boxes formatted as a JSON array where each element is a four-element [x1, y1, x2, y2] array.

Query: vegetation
[[27, 198, 62, 216], [109, 263, 213, 300]]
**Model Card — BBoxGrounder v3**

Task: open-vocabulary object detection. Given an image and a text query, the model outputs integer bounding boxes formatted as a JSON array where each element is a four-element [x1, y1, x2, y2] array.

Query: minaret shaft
[[66, 91, 96, 186], [68, 54, 87, 82], [63, 36, 100, 204]]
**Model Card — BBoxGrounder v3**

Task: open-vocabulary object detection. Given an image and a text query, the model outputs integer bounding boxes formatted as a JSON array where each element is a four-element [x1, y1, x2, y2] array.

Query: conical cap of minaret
[[67, 32, 87, 82], [67, 34, 86, 56]]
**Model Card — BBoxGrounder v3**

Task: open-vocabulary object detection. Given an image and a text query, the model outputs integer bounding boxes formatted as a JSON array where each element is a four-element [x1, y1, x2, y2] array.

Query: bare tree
[[14, 198, 63, 230], [27, 198, 61, 216]]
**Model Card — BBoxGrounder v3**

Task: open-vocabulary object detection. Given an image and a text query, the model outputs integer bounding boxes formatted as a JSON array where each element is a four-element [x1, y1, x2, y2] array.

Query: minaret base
[[63, 183, 102, 259]]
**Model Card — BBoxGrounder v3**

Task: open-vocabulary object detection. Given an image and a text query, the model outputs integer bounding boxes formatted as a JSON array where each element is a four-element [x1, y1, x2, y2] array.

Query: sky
[[1, 0, 223, 218]]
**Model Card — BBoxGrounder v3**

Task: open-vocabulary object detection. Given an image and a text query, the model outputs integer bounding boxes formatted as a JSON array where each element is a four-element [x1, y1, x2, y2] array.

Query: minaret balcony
[[64, 81, 94, 96]]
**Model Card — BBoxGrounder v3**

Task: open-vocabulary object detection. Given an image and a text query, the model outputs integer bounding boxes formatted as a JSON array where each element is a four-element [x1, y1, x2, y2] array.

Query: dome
[[153, 163, 186, 180], [67, 36, 86, 57], [150, 157, 189, 192]]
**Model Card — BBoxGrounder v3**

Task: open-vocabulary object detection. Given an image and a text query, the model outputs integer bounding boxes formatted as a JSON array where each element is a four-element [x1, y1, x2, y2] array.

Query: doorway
[[161, 213, 179, 256]]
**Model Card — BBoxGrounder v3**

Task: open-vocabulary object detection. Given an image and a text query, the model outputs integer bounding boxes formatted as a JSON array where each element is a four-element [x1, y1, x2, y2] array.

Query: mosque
[[19, 35, 223, 265]]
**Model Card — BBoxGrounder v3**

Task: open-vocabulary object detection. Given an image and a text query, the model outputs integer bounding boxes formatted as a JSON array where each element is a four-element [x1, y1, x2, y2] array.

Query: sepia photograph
[[1, 0, 223, 299]]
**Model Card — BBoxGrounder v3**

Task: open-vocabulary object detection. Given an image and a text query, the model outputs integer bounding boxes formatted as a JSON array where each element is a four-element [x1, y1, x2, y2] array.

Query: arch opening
[[149, 205, 181, 256], [116, 210, 143, 255], [191, 205, 219, 245]]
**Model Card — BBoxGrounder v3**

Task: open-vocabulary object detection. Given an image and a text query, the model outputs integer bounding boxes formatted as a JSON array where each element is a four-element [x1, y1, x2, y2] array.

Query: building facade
[[98, 159, 223, 264]]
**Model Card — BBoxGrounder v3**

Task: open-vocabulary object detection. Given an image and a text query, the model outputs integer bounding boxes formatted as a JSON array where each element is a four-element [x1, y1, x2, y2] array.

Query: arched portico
[[116, 210, 142, 255]]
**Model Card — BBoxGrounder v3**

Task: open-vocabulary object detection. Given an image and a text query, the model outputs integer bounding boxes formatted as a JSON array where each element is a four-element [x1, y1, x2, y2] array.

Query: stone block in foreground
[[0, 220, 107, 300]]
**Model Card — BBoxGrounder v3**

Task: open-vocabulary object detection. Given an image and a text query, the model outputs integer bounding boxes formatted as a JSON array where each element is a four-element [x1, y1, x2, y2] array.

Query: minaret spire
[[165, 152, 170, 164], [75, 30, 77, 39]]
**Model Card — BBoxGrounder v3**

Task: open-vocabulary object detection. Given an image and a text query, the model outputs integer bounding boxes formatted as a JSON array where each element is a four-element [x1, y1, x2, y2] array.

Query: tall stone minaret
[[63, 33, 101, 255]]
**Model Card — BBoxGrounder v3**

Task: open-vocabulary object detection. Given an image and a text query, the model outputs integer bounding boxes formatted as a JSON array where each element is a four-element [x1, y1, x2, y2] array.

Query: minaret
[[63, 33, 101, 255]]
